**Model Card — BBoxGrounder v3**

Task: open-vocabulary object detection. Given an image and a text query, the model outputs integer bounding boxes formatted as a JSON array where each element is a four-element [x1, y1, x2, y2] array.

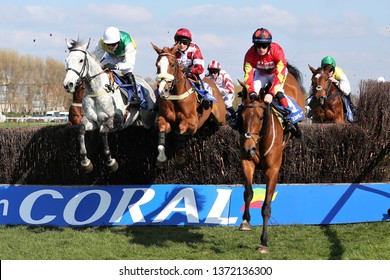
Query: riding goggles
[[254, 43, 270, 49], [176, 40, 190, 46]]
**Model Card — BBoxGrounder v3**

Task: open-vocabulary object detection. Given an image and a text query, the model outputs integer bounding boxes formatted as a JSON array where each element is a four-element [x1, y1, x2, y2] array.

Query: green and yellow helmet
[[321, 56, 336, 68]]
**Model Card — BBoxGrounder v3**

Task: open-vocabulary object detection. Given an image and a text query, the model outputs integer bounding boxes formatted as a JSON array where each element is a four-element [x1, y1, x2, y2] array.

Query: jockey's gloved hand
[[103, 63, 117, 70], [275, 91, 288, 108], [249, 91, 257, 102], [182, 67, 191, 77], [264, 93, 273, 104]]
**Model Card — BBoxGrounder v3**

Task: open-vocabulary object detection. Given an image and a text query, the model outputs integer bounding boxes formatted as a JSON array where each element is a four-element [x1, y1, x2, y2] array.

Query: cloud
[[86, 3, 153, 23]]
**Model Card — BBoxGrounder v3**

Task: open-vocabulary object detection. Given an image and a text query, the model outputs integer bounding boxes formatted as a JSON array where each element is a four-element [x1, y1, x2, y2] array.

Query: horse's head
[[152, 43, 183, 98], [238, 80, 269, 159], [63, 38, 91, 93], [309, 64, 334, 105]]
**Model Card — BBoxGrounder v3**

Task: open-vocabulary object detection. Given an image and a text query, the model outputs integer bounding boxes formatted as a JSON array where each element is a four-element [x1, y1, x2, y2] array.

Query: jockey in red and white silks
[[174, 43, 205, 78], [174, 28, 214, 109], [206, 60, 236, 118]]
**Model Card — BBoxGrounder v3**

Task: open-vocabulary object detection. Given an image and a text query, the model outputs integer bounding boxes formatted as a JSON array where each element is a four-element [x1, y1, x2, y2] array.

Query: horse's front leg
[[174, 134, 187, 170], [79, 123, 93, 173], [239, 159, 255, 231], [156, 115, 171, 170], [258, 167, 279, 254], [99, 115, 118, 172]]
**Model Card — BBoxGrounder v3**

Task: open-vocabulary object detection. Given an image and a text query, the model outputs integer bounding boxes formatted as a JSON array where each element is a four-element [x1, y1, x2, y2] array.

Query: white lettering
[[0, 199, 9, 216], [64, 190, 110, 225], [20, 190, 63, 224], [110, 188, 155, 223], [205, 189, 238, 225], [153, 188, 199, 223]]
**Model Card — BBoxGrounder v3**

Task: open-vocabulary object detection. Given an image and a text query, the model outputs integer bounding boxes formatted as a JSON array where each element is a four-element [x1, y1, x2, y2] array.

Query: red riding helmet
[[252, 28, 272, 44], [207, 60, 221, 71], [174, 28, 192, 42]]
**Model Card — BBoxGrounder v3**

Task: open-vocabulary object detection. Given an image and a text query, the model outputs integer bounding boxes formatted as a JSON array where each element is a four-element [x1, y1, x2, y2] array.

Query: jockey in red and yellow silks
[[242, 28, 297, 136], [243, 42, 287, 97]]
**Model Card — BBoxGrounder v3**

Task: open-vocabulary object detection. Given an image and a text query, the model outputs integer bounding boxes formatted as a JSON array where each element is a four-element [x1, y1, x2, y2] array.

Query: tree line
[[0, 49, 71, 114]]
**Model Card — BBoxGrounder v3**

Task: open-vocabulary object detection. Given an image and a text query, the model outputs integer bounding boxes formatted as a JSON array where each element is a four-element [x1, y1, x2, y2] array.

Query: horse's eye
[[79, 59, 84, 63]]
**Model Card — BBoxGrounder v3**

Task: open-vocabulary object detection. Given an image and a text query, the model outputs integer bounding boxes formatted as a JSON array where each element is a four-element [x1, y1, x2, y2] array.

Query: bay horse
[[308, 64, 346, 123], [63, 38, 156, 173], [238, 65, 305, 253], [151, 43, 226, 169]]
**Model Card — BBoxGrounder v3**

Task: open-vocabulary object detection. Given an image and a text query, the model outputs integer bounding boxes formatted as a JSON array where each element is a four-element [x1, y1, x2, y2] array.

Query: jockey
[[94, 26, 140, 106], [173, 28, 212, 109], [206, 60, 236, 120], [243, 28, 297, 135], [308, 56, 356, 117]]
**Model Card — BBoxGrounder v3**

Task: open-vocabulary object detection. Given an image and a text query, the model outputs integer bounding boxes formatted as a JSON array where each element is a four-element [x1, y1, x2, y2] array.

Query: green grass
[[0, 122, 62, 128], [1, 222, 389, 260]]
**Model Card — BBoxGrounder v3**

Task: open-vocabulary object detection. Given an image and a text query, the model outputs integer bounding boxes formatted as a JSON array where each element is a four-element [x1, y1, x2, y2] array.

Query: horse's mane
[[287, 62, 306, 94], [67, 38, 99, 61], [67, 38, 87, 50]]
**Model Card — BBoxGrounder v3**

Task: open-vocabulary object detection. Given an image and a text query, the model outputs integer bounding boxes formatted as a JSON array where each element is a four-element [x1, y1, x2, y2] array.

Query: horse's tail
[[287, 63, 306, 94]]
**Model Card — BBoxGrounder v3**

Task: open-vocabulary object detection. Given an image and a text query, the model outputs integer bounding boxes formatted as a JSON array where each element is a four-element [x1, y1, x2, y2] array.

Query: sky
[[1, 0, 390, 95]]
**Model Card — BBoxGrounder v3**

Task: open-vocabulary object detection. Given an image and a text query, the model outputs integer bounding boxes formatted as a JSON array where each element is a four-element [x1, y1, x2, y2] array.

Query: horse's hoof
[[82, 162, 93, 173], [174, 150, 186, 169], [156, 160, 167, 170], [239, 220, 252, 231], [256, 245, 269, 254], [107, 160, 118, 173]]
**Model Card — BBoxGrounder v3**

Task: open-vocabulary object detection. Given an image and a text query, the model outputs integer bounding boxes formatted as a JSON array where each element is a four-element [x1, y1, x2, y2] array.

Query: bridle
[[66, 48, 112, 96], [66, 48, 106, 86], [156, 52, 194, 100], [242, 102, 275, 157], [313, 71, 341, 103]]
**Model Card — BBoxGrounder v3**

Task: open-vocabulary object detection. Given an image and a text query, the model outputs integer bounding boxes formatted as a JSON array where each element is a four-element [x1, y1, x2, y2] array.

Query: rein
[[314, 73, 342, 100], [242, 103, 275, 157], [66, 48, 111, 96]]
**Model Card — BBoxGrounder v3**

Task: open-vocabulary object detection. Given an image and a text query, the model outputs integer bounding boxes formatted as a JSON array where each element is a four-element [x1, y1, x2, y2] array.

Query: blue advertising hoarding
[[0, 183, 389, 227]]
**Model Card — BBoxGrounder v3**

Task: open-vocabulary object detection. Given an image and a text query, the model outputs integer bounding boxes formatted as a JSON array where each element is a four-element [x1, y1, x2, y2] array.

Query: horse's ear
[[172, 43, 180, 53], [87, 38, 91, 49], [151, 42, 162, 54], [308, 64, 316, 73], [65, 38, 73, 50], [237, 80, 245, 88]]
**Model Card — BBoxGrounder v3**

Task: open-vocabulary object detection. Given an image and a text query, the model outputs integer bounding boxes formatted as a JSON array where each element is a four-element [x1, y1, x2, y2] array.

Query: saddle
[[112, 73, 147, 109]]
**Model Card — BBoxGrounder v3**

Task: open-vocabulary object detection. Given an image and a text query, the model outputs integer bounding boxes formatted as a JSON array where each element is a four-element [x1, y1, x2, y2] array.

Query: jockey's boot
[[197, 78, 212, 110], [345, 94, 357, 115], [227, 106, 236, 121], [125, 72, 141, 107], [231, 104, 243, 131], [283, 118, 295, 133]]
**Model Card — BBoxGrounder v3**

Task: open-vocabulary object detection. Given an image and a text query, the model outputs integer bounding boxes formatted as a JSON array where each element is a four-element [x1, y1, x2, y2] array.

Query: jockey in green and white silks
[[94, 26, 140, 106], [95, 26, 137, 76]]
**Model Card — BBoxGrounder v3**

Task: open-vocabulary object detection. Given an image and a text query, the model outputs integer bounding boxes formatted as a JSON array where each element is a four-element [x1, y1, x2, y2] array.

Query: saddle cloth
[[112, 73, 148, 109], [272, 95, 304, 124]]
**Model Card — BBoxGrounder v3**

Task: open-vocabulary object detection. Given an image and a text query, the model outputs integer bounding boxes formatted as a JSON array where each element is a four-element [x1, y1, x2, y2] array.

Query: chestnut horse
[[67, 82, 84, 125], [152, 43, 226, 169], [308, 64, 346, 123], [238, 65, 305, 253]]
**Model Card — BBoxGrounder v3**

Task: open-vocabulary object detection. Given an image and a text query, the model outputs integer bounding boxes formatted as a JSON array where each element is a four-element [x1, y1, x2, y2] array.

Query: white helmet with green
[[103, 26, 120, 44]]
